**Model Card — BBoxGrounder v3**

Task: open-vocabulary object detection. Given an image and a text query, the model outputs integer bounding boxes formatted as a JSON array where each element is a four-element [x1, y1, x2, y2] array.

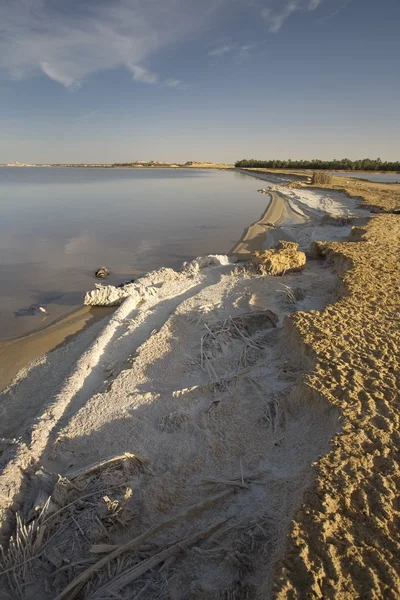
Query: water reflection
[[0, 168, 267, 339]]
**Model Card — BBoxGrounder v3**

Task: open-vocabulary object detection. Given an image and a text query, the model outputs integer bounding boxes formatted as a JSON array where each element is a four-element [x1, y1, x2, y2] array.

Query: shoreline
[[1, 165, 400, 175], [0, 175, 399, 597], [0, 171, 373, 393], [0, 305, 113, 393], [0, 195, 276, 392], [230, 191, 293, 257]]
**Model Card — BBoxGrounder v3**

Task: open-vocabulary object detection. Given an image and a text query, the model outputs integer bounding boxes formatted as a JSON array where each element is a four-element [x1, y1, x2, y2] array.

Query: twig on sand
[[54, 488, 235, 600], [66, 452, 149, 480], [229, 318, 258, 350], [201, 478, 249, 490], [89, 519, 230, 598], [89, 544, 119, 554], [203, 322, 224, 351], [42, 482, 130, 526], [133, 581, 152, 599], [172, 363, 265, 398]]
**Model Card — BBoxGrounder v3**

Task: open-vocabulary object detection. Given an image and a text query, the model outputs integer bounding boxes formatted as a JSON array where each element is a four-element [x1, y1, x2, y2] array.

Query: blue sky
[[1, 0, 399, 163]]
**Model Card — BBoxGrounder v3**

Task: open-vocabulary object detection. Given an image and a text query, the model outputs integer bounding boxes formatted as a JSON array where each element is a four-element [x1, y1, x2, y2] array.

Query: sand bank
[[230, 191, 308, 258], [1, 177, 398, 598]]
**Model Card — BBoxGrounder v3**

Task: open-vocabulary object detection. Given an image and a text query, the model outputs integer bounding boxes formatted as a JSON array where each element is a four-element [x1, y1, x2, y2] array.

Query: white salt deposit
[[269, 184, 368, 218], [84, 255, 233, 306], [182, 253, 233, 273]]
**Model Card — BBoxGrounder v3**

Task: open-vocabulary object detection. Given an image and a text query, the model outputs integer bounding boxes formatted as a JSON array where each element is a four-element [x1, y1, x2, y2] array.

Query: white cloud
[[261, 0, 325, 32], [166, 78, 188, 90], [128, 64, 158, 84], [261, 8, 272, 19], [264, 1, 298, 32], [318, 7, 342, 23], [208, 45, 235, 57], [40, 62, 80, 89], [0, 0, 225, 88], [0, 0, 328, 88]]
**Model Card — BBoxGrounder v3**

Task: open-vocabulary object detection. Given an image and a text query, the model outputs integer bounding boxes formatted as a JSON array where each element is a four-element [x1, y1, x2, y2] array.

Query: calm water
[[334, 171, 400, 183], [0, 167, 268, 339]]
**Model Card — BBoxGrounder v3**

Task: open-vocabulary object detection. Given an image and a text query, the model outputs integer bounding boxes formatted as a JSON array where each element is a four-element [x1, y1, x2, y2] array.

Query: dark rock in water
[[14, 304, 47, 317], [117, 278, 135, 288], [95, 267, 110, 279]]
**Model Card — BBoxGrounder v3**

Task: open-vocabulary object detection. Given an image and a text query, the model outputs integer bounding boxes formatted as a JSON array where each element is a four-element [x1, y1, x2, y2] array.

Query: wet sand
[[0, 306, 113, 392], [230, 191, 306, 258]]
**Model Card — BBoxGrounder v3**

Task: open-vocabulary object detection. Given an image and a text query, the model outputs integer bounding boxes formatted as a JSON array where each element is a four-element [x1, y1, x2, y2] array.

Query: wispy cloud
[[166, 78, 188, 90], [0, 0, 329, 89], [208, 42, 255, 63], [74, 110, 100, 121], [239, 44, 253, 57], [40, 62, 78, 89], [317, 1, 351, 24], [128, 64, 158, 84], [265, 1, 298, 33], [261, 0, 325, 32], [208, 45, 235, 57], [0, 0, 224, 89]]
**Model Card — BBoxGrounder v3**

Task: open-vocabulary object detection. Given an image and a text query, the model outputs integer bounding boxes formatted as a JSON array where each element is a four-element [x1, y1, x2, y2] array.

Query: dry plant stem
[[54, 488, 235, 600], [66, 452, 148, 480], [172, 363, 264, 397], [92, 519, 229, 597], [41, 482, 129, 526], [89, 544, 119, 554], [0, 520, 70, 576], [201, 478, 249, 490], [133, 581, 151, 599], [229, 318, 258, 349], [203, 323, 224, 350]]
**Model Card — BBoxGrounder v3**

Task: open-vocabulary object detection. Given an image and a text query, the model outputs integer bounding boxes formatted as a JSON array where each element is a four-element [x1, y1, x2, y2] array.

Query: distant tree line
[[235, 158, 400, 172]]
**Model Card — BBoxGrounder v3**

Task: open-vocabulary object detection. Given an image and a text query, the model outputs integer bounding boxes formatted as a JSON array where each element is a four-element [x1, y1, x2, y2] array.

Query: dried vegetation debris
[[0, 453, 147, 600], [0, 452, 273, 600]]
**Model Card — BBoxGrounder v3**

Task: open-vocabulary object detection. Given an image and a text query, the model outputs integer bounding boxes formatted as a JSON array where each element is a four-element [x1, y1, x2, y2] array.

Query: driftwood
[[66, 452, 148, 480], [54, 488, 235, 600], [92, 519, 229, 597]]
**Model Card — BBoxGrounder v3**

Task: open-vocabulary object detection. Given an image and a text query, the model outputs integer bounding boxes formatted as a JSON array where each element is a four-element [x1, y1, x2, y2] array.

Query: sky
[[0, 0, 399, 163]]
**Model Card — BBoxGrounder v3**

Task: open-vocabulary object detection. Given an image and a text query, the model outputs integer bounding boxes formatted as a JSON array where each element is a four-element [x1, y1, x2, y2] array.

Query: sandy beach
[[0, 174, 399, 599], [0, 306, 113, 393], [229, 190, 311, 258]]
